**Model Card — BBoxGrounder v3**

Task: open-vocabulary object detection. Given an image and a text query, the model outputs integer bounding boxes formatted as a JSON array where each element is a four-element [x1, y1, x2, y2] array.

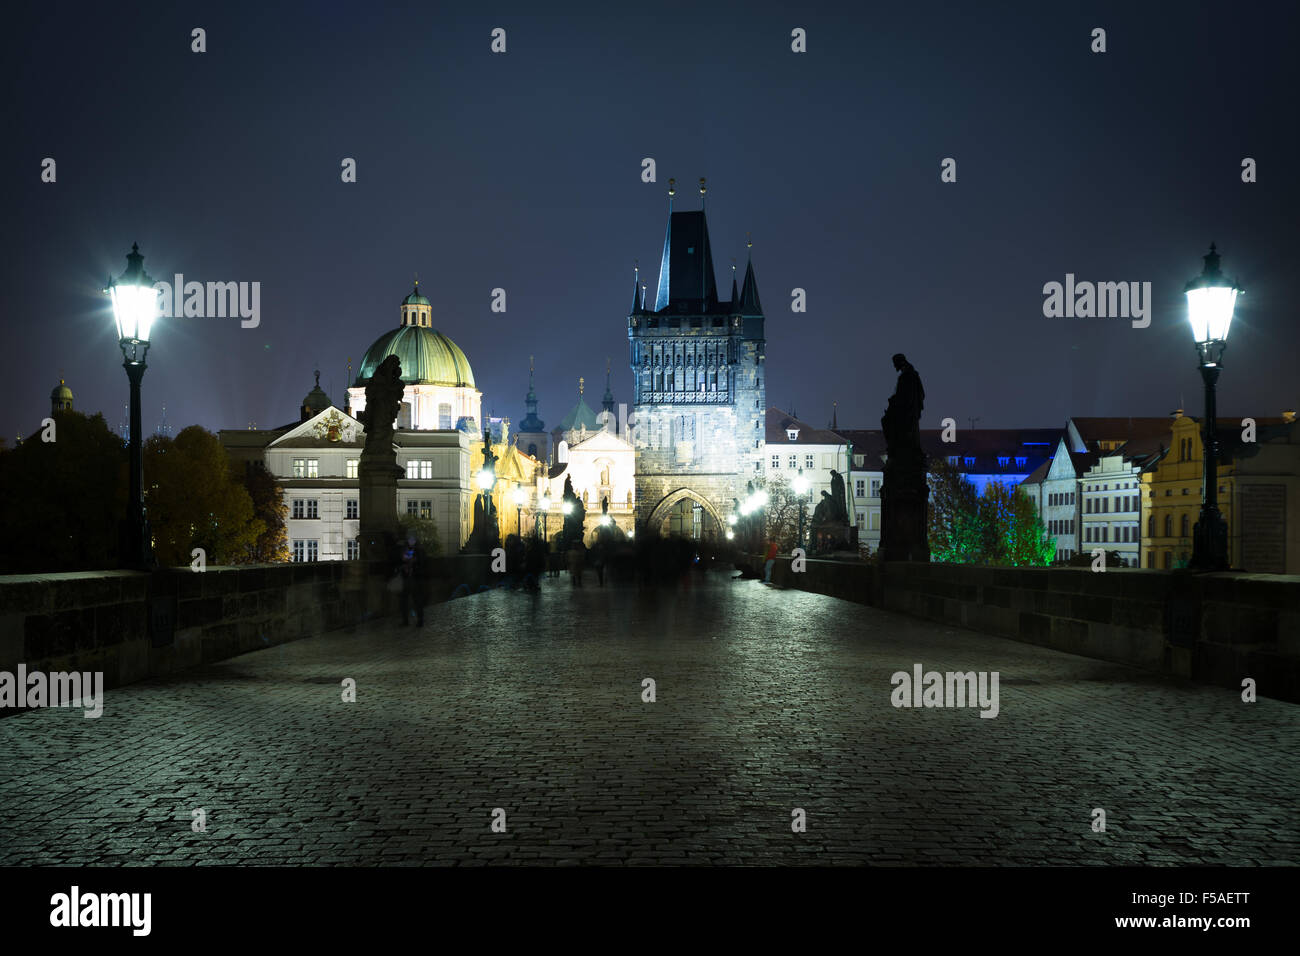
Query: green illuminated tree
[[980, 480, 1055, 567], [927, 457, 983, 563]]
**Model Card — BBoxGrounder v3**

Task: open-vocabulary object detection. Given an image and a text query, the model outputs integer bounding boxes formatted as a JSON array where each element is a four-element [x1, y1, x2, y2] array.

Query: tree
[[397, 515, 441, 557], [980, 480, 1055, 567], [238, 461, 289, 563], [143, 425, 263, 566], [0, 411, 126, 572], [927, 457, 983, 563], [927, 460, 1053, 567]]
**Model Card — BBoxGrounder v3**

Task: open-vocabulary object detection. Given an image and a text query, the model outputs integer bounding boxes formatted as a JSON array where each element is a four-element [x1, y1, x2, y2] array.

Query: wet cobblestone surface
[[1, 570, 1296, 865]]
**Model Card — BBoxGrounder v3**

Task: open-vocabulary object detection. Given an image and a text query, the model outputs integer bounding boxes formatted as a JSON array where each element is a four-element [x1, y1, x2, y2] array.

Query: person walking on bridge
[[763, 539, 779, 584]]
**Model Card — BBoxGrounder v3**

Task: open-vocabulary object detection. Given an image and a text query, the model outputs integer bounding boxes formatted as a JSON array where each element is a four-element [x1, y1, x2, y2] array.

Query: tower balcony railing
[[638, 390, 735, 405]]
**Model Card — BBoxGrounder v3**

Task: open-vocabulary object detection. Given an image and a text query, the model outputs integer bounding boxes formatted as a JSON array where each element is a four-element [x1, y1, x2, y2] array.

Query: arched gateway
[[645, 488, 724, 540]]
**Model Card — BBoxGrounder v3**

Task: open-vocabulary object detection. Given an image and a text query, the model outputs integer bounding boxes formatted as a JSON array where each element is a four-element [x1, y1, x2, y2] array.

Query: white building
[[220, 281, 486, 561], [540, 426, 637, 541], [762, 409, 855, 538]]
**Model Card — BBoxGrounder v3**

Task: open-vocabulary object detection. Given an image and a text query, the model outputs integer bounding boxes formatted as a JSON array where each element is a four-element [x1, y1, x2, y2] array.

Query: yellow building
[[468, 422, 545, 541], [1142, 410, 1297, 571]]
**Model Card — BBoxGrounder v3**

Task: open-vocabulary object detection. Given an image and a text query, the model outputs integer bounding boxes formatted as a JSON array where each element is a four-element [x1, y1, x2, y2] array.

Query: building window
[[346, 499, 358, 520], [870, 479, 881, 497], [1015, 457, 1026, 469], [346, 539, 359, 560], [789, 455, 797, 469], [787, 429, 798, 440], [998, 456, 1010, 468], [805, 454, 814, 469], [291, 498, 318, 519], [1164, 515, 1173, 537], [406, 500, 419, 516], [292, 458, 306, 478], [947, 456, 958, 466], [1147, 552, 1155, 569], [305, 459, 318, 478], [407, 460, 433, 479], [346, 459, 358, 479], [1180, 514, 1189, 537], [291, 540, 318, 563], [1148, 515, 1155, 537], [855, 479, 865, 498], [771, 455, 780, 469], [1163, 551, 1172, 569]]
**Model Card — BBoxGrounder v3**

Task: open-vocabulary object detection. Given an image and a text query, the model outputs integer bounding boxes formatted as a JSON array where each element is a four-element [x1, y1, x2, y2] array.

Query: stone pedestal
[[358, 457, 402, 614], [880, 454, 930, 562]]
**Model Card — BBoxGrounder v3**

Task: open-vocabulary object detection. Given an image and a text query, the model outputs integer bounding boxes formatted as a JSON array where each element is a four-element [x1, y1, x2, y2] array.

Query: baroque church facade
[[627, 180, 766, 538]]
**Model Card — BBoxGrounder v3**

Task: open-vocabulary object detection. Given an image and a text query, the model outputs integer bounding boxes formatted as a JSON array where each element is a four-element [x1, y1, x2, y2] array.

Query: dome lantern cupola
[[401, 279, 432, 328]]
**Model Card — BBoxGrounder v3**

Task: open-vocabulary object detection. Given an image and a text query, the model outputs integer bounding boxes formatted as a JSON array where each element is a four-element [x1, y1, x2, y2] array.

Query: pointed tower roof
[[739, 238, 762, 315], [558, 377, 601, 432], [520, 356, 544, 432], [653, 177, 720, 313], [630, 262, 642, 314], [730, 260, 738, 306], [601, 358, 615, 413]]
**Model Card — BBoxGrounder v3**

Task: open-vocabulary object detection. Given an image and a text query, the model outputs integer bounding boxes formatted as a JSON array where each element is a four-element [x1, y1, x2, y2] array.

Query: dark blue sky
[[6, 1, 1298, 443]]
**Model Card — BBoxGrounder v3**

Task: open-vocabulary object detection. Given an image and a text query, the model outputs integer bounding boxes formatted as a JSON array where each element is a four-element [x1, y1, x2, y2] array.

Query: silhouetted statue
[[357, 355, 405, 565], [879, 353, 930, 562], [359, 355, 403, 457]]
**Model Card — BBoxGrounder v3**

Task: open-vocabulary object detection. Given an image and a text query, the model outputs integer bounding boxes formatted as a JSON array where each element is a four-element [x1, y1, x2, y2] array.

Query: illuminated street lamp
[[105, 243, 161, 569], [792, 469, 810, 551], [512, 485, 527, 535], [1184, 243, 1242, 571]]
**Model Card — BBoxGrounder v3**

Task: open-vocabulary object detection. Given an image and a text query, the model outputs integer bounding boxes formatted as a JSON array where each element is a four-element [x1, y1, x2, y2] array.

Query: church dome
[[402, 288, 431, 307], [50, 379, 73, 402], [356, 326, 476, 388]]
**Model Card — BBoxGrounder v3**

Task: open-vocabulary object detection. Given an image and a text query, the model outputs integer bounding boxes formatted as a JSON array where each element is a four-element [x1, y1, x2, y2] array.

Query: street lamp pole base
[[1190, 507, 1229, 572]]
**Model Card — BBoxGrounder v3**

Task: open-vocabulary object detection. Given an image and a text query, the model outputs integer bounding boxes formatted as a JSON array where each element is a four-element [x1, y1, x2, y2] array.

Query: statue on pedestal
[[879, 353, 930, 562], [356, 355, 405, 564]]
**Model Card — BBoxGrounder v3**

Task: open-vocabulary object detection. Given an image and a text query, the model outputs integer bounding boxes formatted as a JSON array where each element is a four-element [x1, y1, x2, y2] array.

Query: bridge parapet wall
[[0, 556, 494, 702], [753, 556, 1300, 703]]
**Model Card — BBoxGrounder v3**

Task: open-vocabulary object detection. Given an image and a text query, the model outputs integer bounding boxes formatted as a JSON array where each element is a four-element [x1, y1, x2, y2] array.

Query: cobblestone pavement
[[1, 570, 1296, 866]]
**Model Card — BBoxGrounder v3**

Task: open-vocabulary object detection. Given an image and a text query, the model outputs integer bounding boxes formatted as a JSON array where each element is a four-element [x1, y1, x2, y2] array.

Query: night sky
[[6, 1, 1297, 444]]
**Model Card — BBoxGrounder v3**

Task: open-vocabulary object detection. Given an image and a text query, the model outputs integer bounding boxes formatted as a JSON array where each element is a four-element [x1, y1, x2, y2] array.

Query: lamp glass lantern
[[512, 486, 527, 507], [106, 243, 160, 352], [1183, 243, 1242, 367], [476, 469, 495, 492]]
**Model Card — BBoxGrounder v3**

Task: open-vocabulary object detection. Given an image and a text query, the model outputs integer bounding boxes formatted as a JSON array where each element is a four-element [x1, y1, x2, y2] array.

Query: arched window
[[1147, 515, 1155, 537], [1164, 515, 1173, 537], [1180, 514, 1189, 537]]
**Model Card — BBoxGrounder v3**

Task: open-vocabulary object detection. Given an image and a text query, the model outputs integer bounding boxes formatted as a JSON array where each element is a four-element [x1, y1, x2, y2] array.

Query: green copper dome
[[402, 282, 431, 307], [356, 326, 476, 387]]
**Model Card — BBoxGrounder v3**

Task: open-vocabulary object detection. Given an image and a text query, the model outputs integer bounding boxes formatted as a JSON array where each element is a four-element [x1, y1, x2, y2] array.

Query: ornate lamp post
[[512, 485, 527, 537], [105, 244, 161, 569], [792, 469, 810, 551], [1184, 243, 1241, 572]]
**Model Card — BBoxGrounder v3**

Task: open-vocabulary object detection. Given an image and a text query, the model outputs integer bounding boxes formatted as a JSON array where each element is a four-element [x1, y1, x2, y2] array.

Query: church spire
[[520, 356, 544, 432], [739, 234, 762, 315], [730, 259, 738, 306], [602, 357, 615, 414], [630, 260, 641, 314]]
